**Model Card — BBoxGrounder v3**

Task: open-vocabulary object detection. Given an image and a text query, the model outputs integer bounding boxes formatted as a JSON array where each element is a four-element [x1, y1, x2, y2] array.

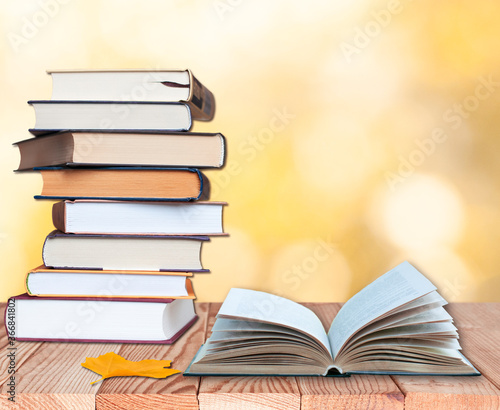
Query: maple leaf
[[81, 352, 181, 384]]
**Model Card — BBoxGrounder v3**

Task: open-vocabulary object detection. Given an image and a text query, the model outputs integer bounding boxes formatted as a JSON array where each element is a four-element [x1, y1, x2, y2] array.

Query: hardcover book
[[42, 231, 210, 271], [52, 200, 227, 235], [29, 101, 193, 135], [48, 69, 215, 121], [34, 167, 209, 201], [14, 131, 226, 170], [185, 262, 479, 377], [26, 266, 197, 299], [5, 294, 197, 344]]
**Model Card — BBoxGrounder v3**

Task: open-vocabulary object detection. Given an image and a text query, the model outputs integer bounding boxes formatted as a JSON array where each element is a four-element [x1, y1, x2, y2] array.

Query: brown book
[[35, 167, 209, 201], [15, 131, 225, 170]]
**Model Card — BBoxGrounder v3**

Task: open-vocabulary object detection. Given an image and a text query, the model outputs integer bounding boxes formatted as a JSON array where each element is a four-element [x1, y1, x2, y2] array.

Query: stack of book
[[9, 70, 227, 344]]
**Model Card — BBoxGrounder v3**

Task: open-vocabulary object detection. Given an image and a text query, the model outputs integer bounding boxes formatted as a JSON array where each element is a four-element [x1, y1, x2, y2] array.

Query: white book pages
[[328, 261, 437, 358], [216, 288, 332, 355]]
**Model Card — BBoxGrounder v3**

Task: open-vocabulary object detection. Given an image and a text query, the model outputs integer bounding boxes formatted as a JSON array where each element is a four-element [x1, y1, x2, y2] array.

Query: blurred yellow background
[[1, 0, 499, 303]]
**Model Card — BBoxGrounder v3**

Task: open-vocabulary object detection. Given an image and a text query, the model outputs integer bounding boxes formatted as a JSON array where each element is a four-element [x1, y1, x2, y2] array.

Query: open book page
[[328, 262, 436, 358], [216, 288, 332, 355], [340, 337, 462, 353], [212, 318, 321, 342], [208, 318, 326, 352], [349, 304, 453, 343], [360, 290, 447, 327]]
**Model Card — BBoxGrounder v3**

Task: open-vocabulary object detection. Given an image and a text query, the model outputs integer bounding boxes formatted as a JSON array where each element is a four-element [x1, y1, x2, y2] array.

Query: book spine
[[219, 134, 227, 168], [186, 278, 195, 299], [25, 272, 31, 295], [3, 301, 8, 339], [186, 70, 215, 121], [52, 201, 66, 232], [198, 172, 210, 201], [15, 142, 25, 171], [41, 231, 62, 266]]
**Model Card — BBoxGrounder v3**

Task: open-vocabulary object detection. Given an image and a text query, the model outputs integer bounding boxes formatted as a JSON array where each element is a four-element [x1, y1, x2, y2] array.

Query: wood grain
[[1, 302, 43, 388], [393, 375, 500, 410], [447, 303, 500, 330], [1, 341, 121, 409], [0, 303, 5, 337], [299, 303, 404, 410], [392, 303, 500, 409], [199, 377, 301, 410], [1, 301, 499, 409], [197, 303, 301, 410], [95, 302, 209, 410], [0, 302, 45, 407], [0, 302, 12, 385], [0, 341, 44, 387], [205, 302, 220, 336], [447, 304, 500, 390]]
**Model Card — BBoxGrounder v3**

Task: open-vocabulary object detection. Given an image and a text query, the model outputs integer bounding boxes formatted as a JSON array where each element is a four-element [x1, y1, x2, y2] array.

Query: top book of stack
[[29, 69, 215, 135]]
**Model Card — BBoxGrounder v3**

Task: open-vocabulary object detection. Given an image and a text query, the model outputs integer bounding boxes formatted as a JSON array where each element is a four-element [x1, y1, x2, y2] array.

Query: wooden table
[[0, 302, 499, 409]]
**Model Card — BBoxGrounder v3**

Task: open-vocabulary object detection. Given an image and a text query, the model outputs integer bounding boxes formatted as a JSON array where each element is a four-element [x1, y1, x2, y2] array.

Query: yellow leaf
[[81, 352, 181, 384]]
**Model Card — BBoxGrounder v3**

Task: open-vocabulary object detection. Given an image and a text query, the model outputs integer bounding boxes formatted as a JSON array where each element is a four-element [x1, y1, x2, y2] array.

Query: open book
[[185, 262, 479, 376]]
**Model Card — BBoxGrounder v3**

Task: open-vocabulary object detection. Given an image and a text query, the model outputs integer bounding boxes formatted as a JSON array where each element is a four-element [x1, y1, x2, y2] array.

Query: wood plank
[[198, 303, 301, 410], [393, 375, 500, 409], [0, 341, 44, 387], [2, 300, 499, 408], [447, 303, 500, 330], [392, 303, 500, 409], [1, 341, 121, 409], [1, 300, 44, 388], [206, 303, 220, 336], [199, 377, 301, 410], [447, 303, 500, 390], [95, 302, 209, 410], [1, 301, 47, 407], [299, 303, 404, 410]]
